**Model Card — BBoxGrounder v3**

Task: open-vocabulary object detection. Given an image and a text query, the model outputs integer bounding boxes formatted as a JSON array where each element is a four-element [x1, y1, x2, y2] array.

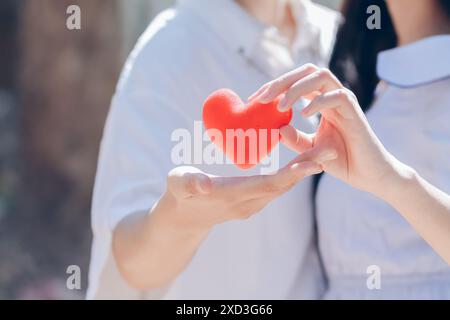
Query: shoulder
[[108, 9, 210, 125], [136, 9, 200, 56], [128, 9, 213, 76]]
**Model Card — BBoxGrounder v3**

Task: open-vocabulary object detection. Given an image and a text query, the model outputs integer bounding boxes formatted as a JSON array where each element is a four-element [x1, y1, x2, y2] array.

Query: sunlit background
[[0, 0, 340, 299]]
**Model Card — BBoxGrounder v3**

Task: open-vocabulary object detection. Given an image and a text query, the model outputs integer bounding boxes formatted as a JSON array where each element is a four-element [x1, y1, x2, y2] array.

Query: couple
[[88, 0, 450, 299]]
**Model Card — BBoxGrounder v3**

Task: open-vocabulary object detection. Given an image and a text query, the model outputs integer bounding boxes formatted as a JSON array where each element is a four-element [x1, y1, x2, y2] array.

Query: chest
[[367, 86, 450, 175]]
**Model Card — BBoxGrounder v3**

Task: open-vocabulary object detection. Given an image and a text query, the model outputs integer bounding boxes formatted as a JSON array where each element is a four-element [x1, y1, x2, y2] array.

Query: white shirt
[[87, 0, 339, 299], [317, 35, 450, 299]]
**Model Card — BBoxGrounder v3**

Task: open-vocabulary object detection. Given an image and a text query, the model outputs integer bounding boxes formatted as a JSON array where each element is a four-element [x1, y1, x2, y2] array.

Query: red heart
[[202, 89, 293, 169]]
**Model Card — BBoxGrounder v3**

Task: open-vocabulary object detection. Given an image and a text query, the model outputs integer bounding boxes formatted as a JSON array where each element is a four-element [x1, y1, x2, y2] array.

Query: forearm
[[379, 164, 450, 264], [112, 192, 210, 290]]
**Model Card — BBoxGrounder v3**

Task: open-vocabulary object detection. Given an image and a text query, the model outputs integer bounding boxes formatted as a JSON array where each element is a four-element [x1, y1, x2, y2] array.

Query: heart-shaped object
[[202, 89, 293, 169]]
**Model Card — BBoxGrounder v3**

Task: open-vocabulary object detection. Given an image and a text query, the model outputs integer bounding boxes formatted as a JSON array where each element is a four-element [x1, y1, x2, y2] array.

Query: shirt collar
[[377, 35, 450, 88], [291, 0, 321, 51], [177, 0, 322, 60], [177, 0, 264, 58]]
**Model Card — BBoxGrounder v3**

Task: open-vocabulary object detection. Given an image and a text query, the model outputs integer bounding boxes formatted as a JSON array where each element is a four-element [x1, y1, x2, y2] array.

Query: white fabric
[[317, 35, 450, 299], [87, 0, 339, 299], [377, 35, 450, 88]]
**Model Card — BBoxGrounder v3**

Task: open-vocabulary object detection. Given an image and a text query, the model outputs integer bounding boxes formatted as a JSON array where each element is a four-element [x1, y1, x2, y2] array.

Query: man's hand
[[112, 145, 336, 291]]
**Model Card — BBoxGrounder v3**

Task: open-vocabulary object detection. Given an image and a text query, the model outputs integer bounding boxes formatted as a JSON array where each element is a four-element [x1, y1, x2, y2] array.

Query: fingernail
[[258, 89, 272, 103], [277, 97, 289, 111], [279, 126, 288, 140], [292, 162, 322, 176], [306, 165, 323, 176], [247, 92, 259, 102], [301, 163, 323, 176], [196, 176, 211, 194], [301, 105, 311, 116]]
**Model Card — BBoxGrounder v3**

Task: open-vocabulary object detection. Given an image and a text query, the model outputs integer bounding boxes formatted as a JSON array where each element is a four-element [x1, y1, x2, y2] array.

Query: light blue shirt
[[317, 35, 450, 299]]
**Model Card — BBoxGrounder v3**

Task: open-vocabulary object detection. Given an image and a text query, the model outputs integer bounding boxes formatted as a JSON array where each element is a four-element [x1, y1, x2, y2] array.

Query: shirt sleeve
[[87, 34, 189, 299]]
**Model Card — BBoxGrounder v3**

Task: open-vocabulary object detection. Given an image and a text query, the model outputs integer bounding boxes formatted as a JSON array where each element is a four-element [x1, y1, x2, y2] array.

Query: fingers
[[233, 160, 323, 199], [278, 68, 343, 111], [168, 163, 316, 202], [167, 166, 212, 199], [281, 125, 340, 164], [167, 144, 336, 203], [301, 88, 359, 120], [280, 125, 315, 154], [303, 91, 322, 101], [251, 64, 319, 104], [288, 144, 338, 165], [247, 83, 270, 102]]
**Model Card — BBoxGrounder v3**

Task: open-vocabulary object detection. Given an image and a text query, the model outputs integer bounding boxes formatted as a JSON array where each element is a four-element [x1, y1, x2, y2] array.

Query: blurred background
[[0, 0, 340, 299]]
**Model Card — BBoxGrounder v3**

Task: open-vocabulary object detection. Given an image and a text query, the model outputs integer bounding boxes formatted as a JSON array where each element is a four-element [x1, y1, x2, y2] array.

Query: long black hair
[[329, 0, 450, 112]]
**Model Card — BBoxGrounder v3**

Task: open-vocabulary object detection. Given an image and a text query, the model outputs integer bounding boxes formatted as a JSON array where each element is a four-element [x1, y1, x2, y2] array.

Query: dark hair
[[329, 0, 450, 112]]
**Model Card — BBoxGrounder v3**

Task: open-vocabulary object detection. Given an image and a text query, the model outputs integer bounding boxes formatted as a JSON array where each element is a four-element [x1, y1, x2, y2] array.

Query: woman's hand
[[251, 64, 412, 198], [251, 64, 450, 265], [113, 145, 336, 290]]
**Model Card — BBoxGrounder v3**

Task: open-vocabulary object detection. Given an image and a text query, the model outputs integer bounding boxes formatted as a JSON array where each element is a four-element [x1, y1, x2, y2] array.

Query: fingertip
[[277, 97, 290, 112], [278, 105, 292, 113], [300, 106, 312, 117], [279, 125, 290, 135], [307, 163, 324, 176], [279, 125, 290, 140], [291, 161, 323, 176], [304, 91, 321, 101], [258, 89, 273, 104], [248, 83, 270, 102], [196, 174, 212, 195], [247, 95, 256, 102], [279, 125, 296, 142], [247, 92, 260, 102]]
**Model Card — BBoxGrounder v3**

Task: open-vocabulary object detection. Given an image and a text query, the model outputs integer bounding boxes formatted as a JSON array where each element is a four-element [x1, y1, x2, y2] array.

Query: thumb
[[290, 144, 338, 165], [167, 166, 212, 198], [280, 125, 315, 154]]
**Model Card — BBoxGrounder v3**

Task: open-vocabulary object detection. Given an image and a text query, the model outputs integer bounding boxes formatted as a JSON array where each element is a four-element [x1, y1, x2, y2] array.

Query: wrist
[[147, 191, 212, 241], [374, 158, 419, 206]]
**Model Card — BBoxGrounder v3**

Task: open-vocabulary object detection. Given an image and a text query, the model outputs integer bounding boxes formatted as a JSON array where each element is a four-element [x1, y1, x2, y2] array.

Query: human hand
[[250, 64, 409, 198], [157, 145, 337, 233]]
